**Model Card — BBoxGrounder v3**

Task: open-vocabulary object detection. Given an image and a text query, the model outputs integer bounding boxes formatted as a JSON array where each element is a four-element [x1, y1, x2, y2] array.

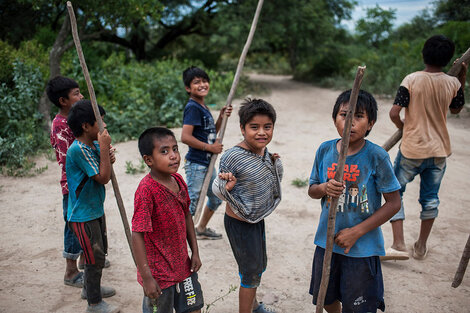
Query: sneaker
[[81, 286, 116, 299], [196, 227, 222, 240], [79, 259, 111, 270], [86, 300, 120, 313], [253, 302, 276, 313]]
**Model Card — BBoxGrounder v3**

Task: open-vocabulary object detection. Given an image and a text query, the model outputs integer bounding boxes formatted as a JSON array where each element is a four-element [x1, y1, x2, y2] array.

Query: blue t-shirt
[[309, 139, 400, 257], [66, 140, 105, 222], [182, 99, 217, 166]]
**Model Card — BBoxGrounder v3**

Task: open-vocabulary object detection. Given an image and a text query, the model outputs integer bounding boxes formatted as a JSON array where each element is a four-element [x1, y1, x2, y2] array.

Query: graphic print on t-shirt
[[326, 162, 369, 214]]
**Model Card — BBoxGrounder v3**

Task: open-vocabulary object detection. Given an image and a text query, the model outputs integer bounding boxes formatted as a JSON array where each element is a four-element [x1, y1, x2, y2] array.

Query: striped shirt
[[212, 146, 283, 223]]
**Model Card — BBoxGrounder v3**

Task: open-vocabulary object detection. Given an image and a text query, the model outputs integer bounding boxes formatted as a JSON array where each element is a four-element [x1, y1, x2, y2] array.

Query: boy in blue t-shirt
[[308, 90, 401, 313], [181, 66, 231, 239], [66, 100, 119, 313]]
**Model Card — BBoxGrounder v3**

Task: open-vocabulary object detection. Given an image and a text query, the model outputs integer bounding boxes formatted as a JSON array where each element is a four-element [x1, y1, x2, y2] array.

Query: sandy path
[[0, 74, 469, 313]]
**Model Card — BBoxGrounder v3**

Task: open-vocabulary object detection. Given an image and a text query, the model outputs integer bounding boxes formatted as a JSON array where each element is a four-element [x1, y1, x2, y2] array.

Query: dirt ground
[[1, 74, 469, 313]]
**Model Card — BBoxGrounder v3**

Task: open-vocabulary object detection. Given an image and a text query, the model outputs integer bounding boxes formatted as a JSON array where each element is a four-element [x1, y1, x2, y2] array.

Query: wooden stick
[[315, 66, 366, 313], [193, 0, 264, 223], [452, 234, 470, 288], [381, 47, 470, 152], [66, 2, 136, 265]]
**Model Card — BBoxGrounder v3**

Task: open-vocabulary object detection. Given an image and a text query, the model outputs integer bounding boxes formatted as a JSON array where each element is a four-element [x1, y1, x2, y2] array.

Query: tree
[[434, 0, 470, 22], [356, 5, 396, 48]]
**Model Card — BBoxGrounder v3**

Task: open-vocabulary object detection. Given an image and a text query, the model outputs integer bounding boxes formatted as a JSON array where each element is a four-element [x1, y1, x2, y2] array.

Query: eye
[[161, 149, 168, 154], [173, 146, 179, 152]]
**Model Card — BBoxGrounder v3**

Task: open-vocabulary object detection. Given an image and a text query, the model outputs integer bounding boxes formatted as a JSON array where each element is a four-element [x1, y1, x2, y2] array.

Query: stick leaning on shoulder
[[193, 0, 265, 223], [66, 1, 136, 265], [381, 47, 470, 152], [315, 66, 366, 313]]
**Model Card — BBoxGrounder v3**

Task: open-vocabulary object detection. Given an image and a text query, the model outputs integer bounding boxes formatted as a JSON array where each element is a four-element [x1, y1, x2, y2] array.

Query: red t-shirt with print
[[132, 173, 192, 289], [50, 114, 75, 195]]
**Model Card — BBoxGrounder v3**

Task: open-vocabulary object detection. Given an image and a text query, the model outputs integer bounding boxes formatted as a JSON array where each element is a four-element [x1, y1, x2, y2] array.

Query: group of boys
[[49, 34, 466, 313]]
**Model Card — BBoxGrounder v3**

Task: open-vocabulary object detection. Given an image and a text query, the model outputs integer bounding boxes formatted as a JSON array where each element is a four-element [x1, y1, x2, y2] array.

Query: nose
[[79, 93, 84, 99], [103, 121, 107, 128]]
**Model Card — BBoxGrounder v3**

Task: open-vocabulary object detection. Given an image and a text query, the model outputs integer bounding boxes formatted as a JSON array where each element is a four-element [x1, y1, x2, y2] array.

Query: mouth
[[169, 162, 179, 168]]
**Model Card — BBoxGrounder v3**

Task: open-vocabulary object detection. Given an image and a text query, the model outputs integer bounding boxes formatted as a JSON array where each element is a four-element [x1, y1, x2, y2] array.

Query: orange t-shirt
[[400, 71, 461, 159]]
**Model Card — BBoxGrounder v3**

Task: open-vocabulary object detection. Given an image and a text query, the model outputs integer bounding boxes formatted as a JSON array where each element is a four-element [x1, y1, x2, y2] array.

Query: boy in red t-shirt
[[132, 127, 204, 313]]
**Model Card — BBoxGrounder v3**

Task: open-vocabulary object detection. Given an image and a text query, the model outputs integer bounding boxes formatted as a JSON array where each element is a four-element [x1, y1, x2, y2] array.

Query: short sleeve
[[375, 154, 401, 194], [309, 148, 322, 186], [450, 87, 465, 109], [69, 144, 100, 178], [393, 86, 410, 107], [132, 185, 154, 232], [183, 104, 202, 126], [219, 151, 239, 177]]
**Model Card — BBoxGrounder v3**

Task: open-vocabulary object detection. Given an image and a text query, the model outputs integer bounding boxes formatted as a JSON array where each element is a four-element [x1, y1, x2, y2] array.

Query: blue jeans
[[63, 194, 82, 259], [184, 160, 222, 215], [390, 151, 446, 222]]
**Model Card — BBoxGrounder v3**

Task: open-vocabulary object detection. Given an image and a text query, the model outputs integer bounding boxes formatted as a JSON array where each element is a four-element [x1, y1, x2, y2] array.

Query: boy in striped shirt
[[213, 98, 282, 313]]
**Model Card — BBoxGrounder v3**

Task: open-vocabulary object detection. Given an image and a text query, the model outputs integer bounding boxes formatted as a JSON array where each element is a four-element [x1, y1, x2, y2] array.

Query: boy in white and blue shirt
[[308, 90, 401, 313]]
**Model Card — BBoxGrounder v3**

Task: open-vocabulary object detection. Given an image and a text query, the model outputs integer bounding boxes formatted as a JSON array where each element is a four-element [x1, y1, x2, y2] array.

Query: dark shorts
[[142, 272, 204, 313], [309, 246, 385, 313], [224, 214, 266, 288]]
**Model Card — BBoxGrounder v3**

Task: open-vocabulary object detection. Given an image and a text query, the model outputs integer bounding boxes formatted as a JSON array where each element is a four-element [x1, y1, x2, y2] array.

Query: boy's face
[[60, 88, 83, 109], [240, 114, 274, 153], [334, 103, 374, 145], [144, 136, 180, 176], [185, 77, 210, 100], [83, 116, 106, 141]]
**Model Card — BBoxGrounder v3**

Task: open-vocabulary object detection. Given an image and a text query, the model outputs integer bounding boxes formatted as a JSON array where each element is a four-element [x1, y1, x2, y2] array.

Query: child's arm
[[450, 61, 468, 114], [389, 105, 404, 129], [334, 190, 401, 254], [215, 105, 233, 133], [92, 130, 112, 184], [131, 231, 162, 299], [185, 212, 202, 272], [181, 125, 223, 154], [308, 179, 345, 199]]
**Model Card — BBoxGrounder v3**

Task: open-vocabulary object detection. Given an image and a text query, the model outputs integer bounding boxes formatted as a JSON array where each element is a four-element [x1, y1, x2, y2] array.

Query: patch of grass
[[291, 178, 309, 188], [125, 159, 147, 175]]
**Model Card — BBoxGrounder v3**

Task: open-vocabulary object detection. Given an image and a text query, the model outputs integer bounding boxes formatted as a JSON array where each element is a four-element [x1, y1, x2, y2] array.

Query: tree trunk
[[38, 16, 71, 133]]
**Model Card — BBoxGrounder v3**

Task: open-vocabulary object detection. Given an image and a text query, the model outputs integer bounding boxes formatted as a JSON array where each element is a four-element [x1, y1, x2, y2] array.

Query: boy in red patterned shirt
[[132, 127, 204, 313], [47, 76, 85, 287]]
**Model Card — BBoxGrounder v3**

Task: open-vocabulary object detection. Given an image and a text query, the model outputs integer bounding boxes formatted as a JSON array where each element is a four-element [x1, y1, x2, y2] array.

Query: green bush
[[0, 60, 48, 174]]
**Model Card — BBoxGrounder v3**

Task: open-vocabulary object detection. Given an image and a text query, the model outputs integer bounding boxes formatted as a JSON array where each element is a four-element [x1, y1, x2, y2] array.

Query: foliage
[[202, 285, 238, 313], [125, 160, 147, 175], [291, 178, 309, 188], [356, 5, 396, 48], [0, 60, 48, 175]]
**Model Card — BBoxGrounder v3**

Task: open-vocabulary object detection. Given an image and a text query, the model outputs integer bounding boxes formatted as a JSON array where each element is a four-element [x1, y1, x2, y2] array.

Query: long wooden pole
[[381, 47, 470, 152], [452, 234, 470, 288], [193, 0, 265, 222], [66, 2, 136, 265], [315, 66, 366, 313]]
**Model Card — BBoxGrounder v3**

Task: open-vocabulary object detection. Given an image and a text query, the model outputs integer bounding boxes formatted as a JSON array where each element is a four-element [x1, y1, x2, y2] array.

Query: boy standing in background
[[47, 76, 84, 288], [181, 66, 231, 239], [384, 35, 467, 261], [67, 100, 118, 313]]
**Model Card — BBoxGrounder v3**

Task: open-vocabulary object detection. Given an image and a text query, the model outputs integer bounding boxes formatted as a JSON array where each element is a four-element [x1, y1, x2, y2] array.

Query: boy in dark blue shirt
[[181, 66, 231, 239], [308, 90, 401, 313]]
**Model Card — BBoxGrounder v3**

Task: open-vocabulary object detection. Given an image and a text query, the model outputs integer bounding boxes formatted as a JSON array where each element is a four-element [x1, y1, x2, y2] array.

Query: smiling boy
[[212, 99, 283, 313], [132, 127, 203, 313], [307, 90, 401, 313], [181, 66, 231, 239]]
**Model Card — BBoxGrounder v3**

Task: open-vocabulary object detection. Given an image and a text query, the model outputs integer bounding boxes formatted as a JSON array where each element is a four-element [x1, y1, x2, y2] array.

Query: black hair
[[332, 89, 377, 137], [182, 66, 210, 88], [46, 76, 79, 108], [238, 98, 277, 128], [138, 127, 176, 157], [67, 100, 106, 137], [422, 35, 455, 67]]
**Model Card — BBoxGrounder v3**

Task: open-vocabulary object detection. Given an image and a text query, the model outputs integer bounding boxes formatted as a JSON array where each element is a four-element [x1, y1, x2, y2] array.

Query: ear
[[368, 120, 375, 131], [143, 155, 153, 167], [81, 122, 89, 133], [185, 86, 191, 93], [239, 124, 246, 137], [58, 97, 66, 108]]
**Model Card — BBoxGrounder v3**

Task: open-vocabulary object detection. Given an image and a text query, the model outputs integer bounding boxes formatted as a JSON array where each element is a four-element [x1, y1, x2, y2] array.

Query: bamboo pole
[[193, 0, 265, 223], [66, 2, 136, 265], [452, 234, 470, 288], [381, 47, 470, 152], [315, 66, 366, 313]]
